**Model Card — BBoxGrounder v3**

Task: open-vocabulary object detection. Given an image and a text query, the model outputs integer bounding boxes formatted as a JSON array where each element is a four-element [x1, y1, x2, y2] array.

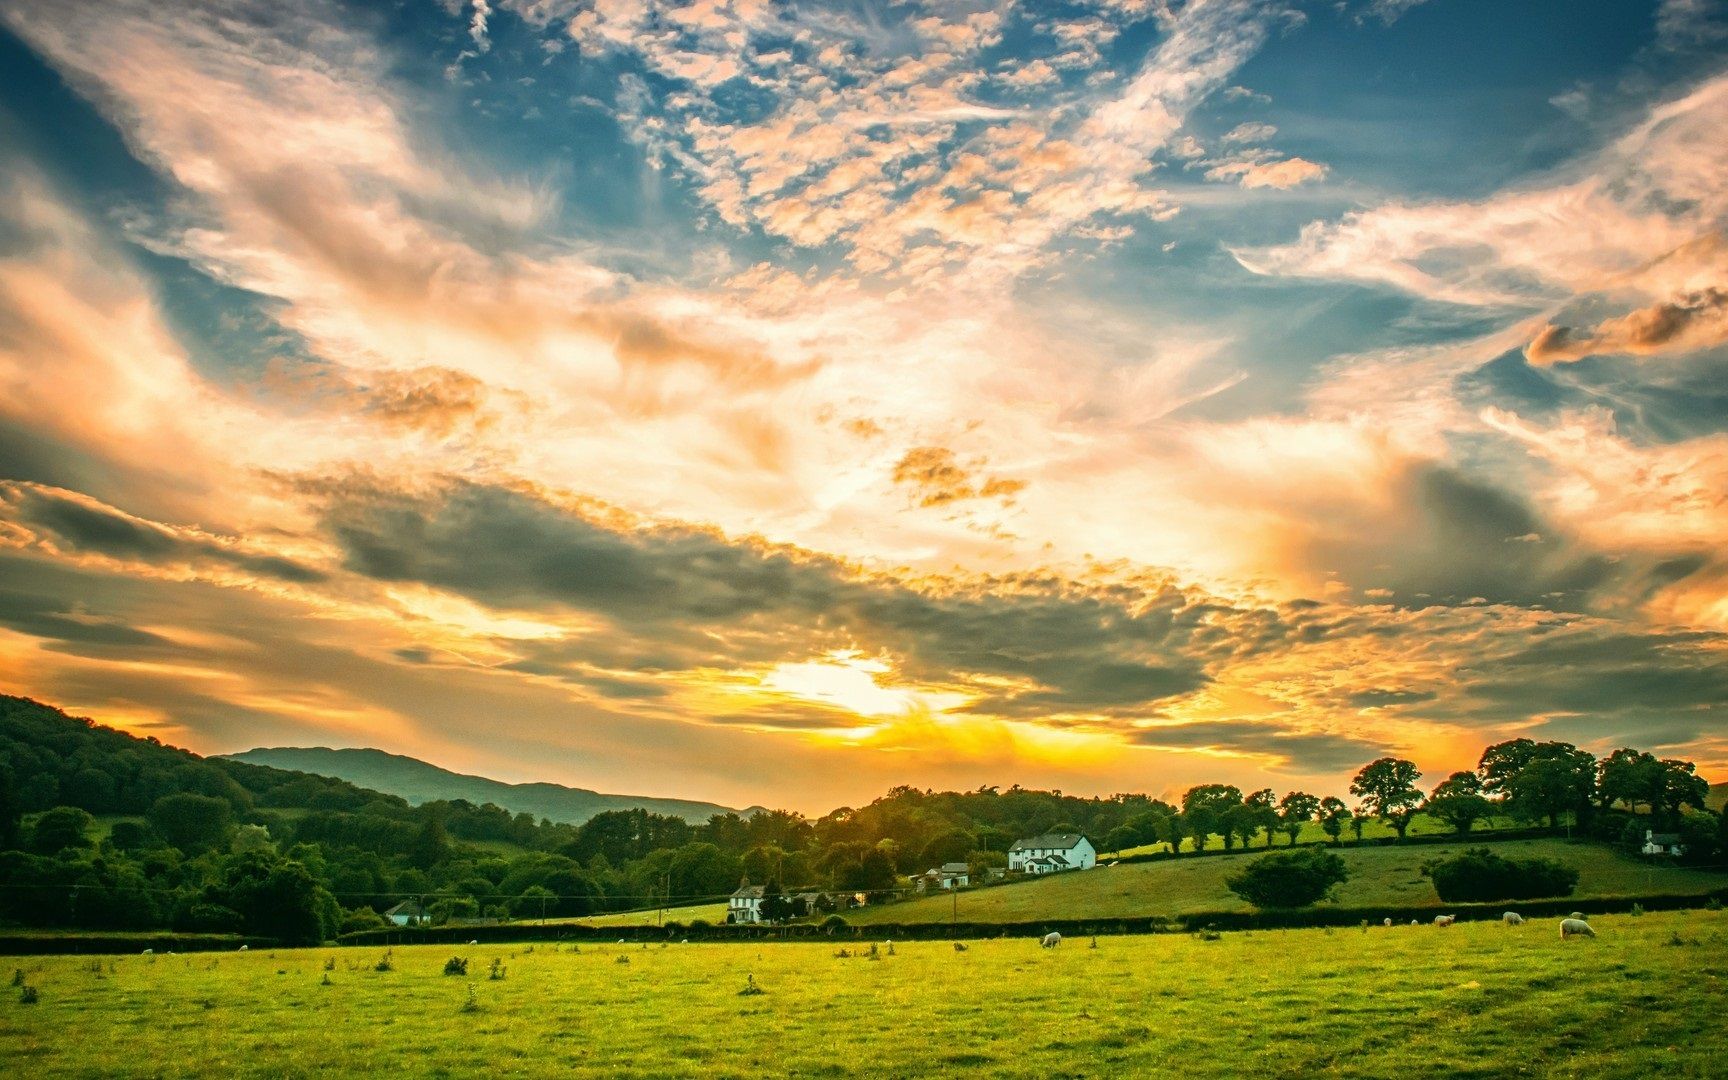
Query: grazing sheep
[[1433, 915, 1456, 927], [680, 939, 689, 945], [1503, 912, 1524, 926], [141, 949, 154, 956], [1560, 918, 1595, 939], [1383, 918, 1393, 927], [468, 940, 478, 946], [1041, 932, 1062, 949], [238, 945, 248, 951]]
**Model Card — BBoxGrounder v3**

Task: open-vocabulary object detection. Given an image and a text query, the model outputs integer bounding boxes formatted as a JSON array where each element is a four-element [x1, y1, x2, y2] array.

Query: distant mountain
[[220, 747, 740, 825]]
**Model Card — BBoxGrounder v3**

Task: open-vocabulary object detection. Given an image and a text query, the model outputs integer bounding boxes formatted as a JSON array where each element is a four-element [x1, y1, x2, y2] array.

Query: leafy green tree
[[1425, 847, 1578, 902], [1426, 771, 1493, 836], [408, 817, 452, 870], [0, 767, 20, 847], [148, 793, 234, 853], [1181, 785, 1243, 852], [1104, 824, 1140, 855], [1481, 739, 1596, 829], [1652, 760, 1710, 826], [1157, 812, 1187, 855], [1318, 797, 1348, 845], [208, 852, 340, 944], [1596, 748, 1659, 811], [918, 827, 976, 869], [1225, 848, 1349, 909], [1245, 789, 1280, 847], [28, 806, 94, 854], [1222, 804, 1260, 851], [512, 885, 557, 921], [760, 880, 797, 923], [1349, 758, 1423, 839], [1278, 792, 1320, 846]]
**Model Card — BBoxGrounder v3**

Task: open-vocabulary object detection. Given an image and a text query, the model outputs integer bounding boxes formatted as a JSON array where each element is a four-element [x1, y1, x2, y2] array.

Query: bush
[[820, 914, 849, 932], [443, 956, 468, 976], [1425, 848, 1579, 903], [339, 906, 387, 935], [1224, 848, 1350, 909]]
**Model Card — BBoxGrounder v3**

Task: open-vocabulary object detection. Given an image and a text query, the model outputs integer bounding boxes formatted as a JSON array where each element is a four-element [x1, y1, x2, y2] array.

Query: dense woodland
[[1, 695, 1723, 943]]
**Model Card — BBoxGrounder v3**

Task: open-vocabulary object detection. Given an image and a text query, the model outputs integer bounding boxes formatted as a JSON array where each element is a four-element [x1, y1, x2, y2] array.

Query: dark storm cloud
[[1128, 721, 1387, 772], [0, 586, 173, 652], [312, 477, 1236, 714], [5, 483, 327, 584]]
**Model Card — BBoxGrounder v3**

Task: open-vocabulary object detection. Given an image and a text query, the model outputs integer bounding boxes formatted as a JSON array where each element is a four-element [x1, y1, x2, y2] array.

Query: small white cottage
[[383, 900, 426, 926], [1642, 829, 1686, 857], [1008, 834, 1096, 874]]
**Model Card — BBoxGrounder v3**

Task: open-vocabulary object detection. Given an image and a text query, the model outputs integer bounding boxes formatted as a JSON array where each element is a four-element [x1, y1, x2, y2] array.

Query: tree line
[[0, 695, 1721, 944]]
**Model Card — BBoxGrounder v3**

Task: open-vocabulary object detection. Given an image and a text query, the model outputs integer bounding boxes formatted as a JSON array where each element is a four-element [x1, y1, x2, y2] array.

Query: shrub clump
[[443, 956, 469, 977], [1425, 848, 1578, 903], [1225, 848, 1350, 909], [820, 914, 849, 932]]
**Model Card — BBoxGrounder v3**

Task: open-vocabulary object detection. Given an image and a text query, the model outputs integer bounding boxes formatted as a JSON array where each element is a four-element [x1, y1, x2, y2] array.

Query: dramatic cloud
[[1, 0, 1725, 802]]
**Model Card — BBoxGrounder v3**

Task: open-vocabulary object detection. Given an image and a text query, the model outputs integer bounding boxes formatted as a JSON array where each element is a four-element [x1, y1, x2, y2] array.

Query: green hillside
[[222, 746, 738, 825], [845, 838, 1726, 925]]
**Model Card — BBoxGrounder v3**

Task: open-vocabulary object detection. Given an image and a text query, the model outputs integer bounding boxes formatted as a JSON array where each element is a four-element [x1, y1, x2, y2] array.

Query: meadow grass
[[847, 839, 1724, 925], [3, 910, 1725, 1078]]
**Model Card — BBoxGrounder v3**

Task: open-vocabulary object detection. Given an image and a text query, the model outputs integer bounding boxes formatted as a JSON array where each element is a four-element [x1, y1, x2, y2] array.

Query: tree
[[760, 880, 798, 923], [1225, 848, 1349, 909], [1506, 744, 1597, 830], [1349, 758, 1423, 839], [1278, 792, 1320, 846], [1244, 789, 1280, 848], [208, 852, 340, 945], [28, 806, 94, 855], [1222, 804, 1261, 851], [1425, 848, 1578, 903], [1181, 785, 1243, 852], [1318, 797, 1348, 845], [148, 793, 234, 853], [1596, 748, 1660, 811], [1651, 760, 1710, 826], [1157, 812, 1187, 855], [1104, 824, 1140, 855], [918, 827, 976, 869], [1426, 772, 1493, 836], [408, 817, 451, 870]]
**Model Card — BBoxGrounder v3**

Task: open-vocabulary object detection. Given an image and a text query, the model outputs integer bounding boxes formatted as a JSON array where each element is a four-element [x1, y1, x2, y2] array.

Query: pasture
[[846, 838, 1724, 926], [4, 910, 1726, 1078]]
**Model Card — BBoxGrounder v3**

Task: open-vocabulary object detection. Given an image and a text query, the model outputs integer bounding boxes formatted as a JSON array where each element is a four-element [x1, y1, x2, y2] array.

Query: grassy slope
[[6, 911, 1726, 1079], [846, 839, 1725, 926], [1104, 812, 1525, 857]]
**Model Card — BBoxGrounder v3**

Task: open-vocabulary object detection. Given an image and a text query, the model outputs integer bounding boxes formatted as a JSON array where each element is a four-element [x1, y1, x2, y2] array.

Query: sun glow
[[756, 651, 972, 719]]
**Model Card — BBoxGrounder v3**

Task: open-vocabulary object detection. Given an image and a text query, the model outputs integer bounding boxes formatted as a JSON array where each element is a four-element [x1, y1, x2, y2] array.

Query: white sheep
[[468, 939, 478, 946], [1502, 912, 1524, 926], [1382, 918, 1392, 927], [1433, 915, 1456, 927], [1560, 918, 1595, 939], [238, 945, 249, 951], [141, 948, 154, 955], [1041, 932, 1062, 948]]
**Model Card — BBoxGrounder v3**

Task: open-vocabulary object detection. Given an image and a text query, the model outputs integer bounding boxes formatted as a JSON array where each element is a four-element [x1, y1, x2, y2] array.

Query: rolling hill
[[221, 746, 741, 825], [843, 838, 1727, 925]]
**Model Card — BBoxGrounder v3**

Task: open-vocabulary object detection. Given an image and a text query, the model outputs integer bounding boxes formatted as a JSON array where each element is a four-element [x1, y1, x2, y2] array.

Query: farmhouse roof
[[383, 900, 424, 917], [939, 862, 971, 874], [731, 884, 766, 899], [1009, 833, 1088, 852], [1648, 833, 1682, 845]]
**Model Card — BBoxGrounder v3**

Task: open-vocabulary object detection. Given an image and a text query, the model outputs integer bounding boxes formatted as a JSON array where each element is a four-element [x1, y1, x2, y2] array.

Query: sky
[[0, 0, 1726, 813]]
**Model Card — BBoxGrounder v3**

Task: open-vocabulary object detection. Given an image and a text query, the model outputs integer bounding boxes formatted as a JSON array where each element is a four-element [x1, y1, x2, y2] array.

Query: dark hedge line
[[0, 933, 270, 956], [340, 888, 1726, 947]]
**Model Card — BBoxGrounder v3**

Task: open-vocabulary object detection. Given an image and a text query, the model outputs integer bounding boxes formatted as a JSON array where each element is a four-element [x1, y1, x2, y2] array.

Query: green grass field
[[845, 839, 1725, 926], [1104, 812, 1527, 858], [541, 902, 731, 928], [5, 910, 1726, 1078]]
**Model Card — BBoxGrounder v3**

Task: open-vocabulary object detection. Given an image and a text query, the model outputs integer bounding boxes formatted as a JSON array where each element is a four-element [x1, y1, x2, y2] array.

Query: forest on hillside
[[1, 694, 1723, 943]]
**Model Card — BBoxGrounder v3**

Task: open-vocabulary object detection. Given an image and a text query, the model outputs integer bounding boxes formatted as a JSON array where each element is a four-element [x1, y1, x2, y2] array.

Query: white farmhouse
[[1008, 833, 1097, 874], [728, 881, 766, 924], [1642, 829, 1686, 857], [383, 900, 426, 927]]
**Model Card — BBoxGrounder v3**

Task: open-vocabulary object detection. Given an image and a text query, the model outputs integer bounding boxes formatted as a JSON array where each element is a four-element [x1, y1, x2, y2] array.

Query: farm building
[[1642, 830, 1686, 857], [915, 863, 971, 892], [1008, 833, 1097, 874], [728, 882, 766, 924], [383, 900, 426, 926]]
